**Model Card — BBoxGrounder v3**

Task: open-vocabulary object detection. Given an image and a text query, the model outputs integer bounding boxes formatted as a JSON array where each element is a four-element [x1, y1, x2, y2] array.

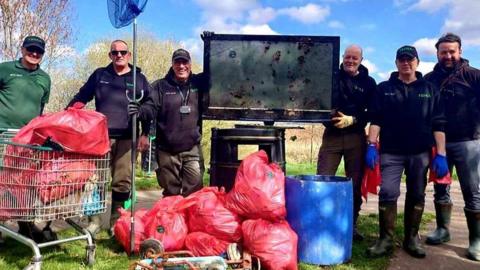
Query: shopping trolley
[[0, 130, 110, 270]]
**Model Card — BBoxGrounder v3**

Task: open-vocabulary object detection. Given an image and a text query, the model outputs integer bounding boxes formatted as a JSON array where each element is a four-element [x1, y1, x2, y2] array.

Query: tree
[[0, 0, 74, 70]]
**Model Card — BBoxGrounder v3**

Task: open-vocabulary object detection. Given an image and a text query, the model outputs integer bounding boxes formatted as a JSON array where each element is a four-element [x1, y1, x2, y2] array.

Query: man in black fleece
[[67, 40, 150, 237], [317, 44, 376, 241], [130, 49, 206, 197], [365, 45, 447, 258], [424, 33, 480, 261]]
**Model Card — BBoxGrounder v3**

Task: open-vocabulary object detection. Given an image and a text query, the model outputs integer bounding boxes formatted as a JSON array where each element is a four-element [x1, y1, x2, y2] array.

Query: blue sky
[[72, 0, 480, 81]]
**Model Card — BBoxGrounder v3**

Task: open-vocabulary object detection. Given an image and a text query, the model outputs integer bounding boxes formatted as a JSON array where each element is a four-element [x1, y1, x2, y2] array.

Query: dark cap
[[172, 48, 191, 62], [22, 36, 46, 53], [396, 45, 418, 60]]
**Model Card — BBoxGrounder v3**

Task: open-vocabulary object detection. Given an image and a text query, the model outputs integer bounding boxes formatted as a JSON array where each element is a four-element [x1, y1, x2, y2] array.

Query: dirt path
[[362, 181, 480, 270]]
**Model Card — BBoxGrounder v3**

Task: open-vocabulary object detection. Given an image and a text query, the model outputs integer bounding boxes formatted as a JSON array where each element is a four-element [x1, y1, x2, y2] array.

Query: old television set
[[201, 33, 340, 122]]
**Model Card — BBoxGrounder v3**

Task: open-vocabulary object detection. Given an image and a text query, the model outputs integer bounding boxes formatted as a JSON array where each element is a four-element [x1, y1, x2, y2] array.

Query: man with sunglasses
[[0, 35, 51, 242], [67, 39, 150, 238]]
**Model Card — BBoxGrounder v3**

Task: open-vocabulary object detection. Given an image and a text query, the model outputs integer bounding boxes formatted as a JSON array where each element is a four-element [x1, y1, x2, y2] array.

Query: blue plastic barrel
[[286, 175, 353, 265]]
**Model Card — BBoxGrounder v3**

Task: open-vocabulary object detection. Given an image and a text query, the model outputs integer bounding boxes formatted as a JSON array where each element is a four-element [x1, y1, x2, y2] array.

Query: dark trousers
[[317, 129, 365, 224], [433, 139, 480, 211], [378, 152, 429, 204], [156, 144, 204, 197]]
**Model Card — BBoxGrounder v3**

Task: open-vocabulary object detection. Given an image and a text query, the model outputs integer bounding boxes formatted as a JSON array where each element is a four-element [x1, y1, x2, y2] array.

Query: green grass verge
[[0, 213, 434, 270]]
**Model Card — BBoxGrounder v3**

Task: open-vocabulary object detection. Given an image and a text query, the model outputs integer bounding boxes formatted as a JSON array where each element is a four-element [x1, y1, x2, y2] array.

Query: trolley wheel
[[86, 246, 96, 266], [139, 238, 164, 259], [23, 262, 41, 270]]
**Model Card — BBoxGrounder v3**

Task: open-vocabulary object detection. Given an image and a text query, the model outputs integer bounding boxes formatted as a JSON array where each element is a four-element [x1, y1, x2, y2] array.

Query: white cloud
[[404, 0, 480, 47], [278, 4, 330, 24], [417, 61, 436, 75], [248, 7, 277, 24], [180, 38, 204, 64], [361, 59, 378, 73], [412, 37, 437, 56], [441, 0, 480, 46], [328, 20, 344, 29], [409, 0, 451, 13], [240, 24, 278, 35]]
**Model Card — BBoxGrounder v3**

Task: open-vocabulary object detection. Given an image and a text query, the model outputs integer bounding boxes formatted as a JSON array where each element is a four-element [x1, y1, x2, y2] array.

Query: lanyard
[[177, 86, 191, 106]]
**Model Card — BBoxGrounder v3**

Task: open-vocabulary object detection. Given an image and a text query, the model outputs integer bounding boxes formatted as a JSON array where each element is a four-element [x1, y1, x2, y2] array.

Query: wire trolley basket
[[0, 142, 110, 222], [0, 130, 111, 269]]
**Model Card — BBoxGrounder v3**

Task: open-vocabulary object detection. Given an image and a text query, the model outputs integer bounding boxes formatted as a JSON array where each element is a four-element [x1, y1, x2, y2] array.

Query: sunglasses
[[110, 50, 128, 56], [26, 47, 44, 54]]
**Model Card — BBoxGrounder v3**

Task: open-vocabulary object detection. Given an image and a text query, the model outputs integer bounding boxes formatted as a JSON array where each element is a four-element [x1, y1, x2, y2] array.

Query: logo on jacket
[[9, 73, 23, 77], [353, 85, 364, 92], [99, 80, 110, 84], [418, 93, 431, 98]]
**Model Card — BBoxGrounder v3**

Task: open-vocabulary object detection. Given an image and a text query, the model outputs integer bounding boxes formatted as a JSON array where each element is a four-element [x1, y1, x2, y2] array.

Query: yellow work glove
[[332, 111, 354, 129]]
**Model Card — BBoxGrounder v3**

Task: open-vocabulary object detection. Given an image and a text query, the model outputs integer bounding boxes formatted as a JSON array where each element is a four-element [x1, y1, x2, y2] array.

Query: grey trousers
[[378, 152, 429, 204], [433, 139, 480, 211], [156, 144, 204, 197]]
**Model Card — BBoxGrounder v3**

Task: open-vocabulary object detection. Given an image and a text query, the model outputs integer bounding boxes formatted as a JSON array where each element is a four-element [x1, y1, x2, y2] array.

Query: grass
[[0, 162, 437, 269], [0, 212, 435, 270]]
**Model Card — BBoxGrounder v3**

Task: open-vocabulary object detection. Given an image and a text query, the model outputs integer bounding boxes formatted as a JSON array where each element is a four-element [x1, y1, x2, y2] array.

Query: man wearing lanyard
[[129, 49, 206, 197]]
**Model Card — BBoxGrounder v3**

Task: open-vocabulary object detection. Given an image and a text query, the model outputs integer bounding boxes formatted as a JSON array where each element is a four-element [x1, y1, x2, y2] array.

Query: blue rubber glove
[[432, 154, 448, 178], [365, 143, 378, 170]]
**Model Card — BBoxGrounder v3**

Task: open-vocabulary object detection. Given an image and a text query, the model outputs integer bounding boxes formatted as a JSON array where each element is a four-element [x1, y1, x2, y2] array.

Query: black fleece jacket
[[68, 63, 150, 139], [324, 64, 376, 133], [370, 72, 446, 155], [425, 59, 480, 142], [139, 68, 207, 154]]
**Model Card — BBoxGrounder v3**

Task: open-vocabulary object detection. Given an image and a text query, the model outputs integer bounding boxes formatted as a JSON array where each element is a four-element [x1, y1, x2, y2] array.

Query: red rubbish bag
[[361, 143, 381, 201], [225, 150, 286, 221], [12, 105, 110, 156], [184, 232, 230, 256], [114, 208, 147, 255], [429, 147, 452, 185], [242, 219, 298, 270], [186, 187, 242, 242], [143, 196, 193, 251]]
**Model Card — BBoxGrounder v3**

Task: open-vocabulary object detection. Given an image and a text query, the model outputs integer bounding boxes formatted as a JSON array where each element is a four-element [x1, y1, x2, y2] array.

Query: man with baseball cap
[[129, 48, 207, 197], [0, 35, 51, 241], [365, 45, 447, 258]]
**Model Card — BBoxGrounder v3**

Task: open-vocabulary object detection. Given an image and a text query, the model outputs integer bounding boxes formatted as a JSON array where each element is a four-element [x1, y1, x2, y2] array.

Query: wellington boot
[[465, 209, 480, 261], [426, 202, 452, 245], [367, 202, 396, 257], [403, 202, 426, 258]]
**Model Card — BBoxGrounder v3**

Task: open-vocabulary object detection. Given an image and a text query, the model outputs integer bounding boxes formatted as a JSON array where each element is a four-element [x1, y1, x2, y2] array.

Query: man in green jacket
[[0, 36, 51, 242]]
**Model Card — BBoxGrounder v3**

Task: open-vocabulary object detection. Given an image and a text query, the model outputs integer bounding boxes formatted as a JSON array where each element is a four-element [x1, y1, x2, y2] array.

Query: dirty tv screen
[[202, 33, 339, 122]]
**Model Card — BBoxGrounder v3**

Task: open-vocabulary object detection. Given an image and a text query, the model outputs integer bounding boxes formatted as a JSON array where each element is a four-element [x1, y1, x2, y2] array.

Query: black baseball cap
[[172, 48, 191, 62], [396, 45, 418, 60], [22, 36, 46, 53]]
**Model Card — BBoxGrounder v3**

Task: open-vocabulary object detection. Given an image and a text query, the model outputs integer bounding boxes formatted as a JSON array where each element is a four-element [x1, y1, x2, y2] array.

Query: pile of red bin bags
[[114, 150, 298, 270]]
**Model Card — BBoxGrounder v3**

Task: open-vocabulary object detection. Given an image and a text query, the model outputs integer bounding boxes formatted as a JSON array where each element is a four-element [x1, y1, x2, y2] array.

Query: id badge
[[180, 105, 191, 114]]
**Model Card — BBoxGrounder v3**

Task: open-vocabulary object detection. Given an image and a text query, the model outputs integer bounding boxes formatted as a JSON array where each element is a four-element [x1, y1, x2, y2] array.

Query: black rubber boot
[[465, 209, 480, 261], [403, 202, 426, 258], [367, 202, 397, 257], [108, 199, 125, 237], [426, 202, 452, 245]]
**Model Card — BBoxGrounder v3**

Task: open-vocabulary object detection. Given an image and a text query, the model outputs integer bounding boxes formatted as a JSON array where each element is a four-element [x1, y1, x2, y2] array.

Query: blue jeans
[[379, 152, 429, 204], [433, 139, 480, 211]]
